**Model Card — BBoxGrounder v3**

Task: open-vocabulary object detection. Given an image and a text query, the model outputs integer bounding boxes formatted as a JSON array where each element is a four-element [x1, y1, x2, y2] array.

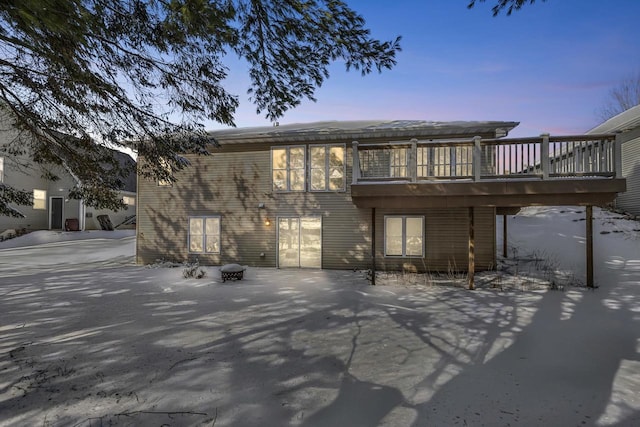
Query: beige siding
[[137, 144, 496, 271], [617, 136, 640, 216], [137, 145, 373, 268], [0, 155, 52, 231], [375, 207, 495, 273]]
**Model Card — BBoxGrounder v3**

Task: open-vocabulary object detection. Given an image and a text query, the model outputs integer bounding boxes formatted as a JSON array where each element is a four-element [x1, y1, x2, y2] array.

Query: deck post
[[541, 133, 550, 179], [614, 132, 623, 179], [410, 138, 418, 182], [352, 141, 360, 185], [586, 205, 594, 288], [473, 136, 481, 181], [371, 207, 376, 286], [503, 214, 508, 258], [468, 206, 475, 290]]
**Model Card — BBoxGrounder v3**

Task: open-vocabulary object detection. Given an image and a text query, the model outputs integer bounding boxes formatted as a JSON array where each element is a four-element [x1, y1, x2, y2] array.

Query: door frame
[[276, 216, 323, 268], [49, 196, 64, 230]]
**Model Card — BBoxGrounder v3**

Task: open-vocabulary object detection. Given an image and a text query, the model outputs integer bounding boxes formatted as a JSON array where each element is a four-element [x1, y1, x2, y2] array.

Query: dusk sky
[[210, 0, 640, 138]]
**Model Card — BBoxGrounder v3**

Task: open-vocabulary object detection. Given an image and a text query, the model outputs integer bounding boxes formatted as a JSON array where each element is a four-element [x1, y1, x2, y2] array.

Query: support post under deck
[[468, 207, 475, 290], [586, 206, 594, 288], [371, 207, 376, 286], [503, 214, 508, 258]]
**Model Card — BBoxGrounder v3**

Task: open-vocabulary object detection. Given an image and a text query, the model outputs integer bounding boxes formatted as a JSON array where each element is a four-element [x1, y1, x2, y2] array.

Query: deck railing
[[352, 133, 622, 184]]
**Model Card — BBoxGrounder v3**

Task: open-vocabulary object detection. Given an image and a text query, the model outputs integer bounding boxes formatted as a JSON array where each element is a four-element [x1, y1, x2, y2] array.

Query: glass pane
[[290, 169, 305, 191], [311, 168, 326, 191], [272, 148, 287, 169], [279, 218, 299, 268], [189, 218, 203, 235], [329, 177, 343, 191], [405, 217, 423, 256], [190, 234, 203, 252], [289, 147, 305, 169], [329, 146, 344, 167], [300, 217, 321, 268], [273, 170, 286, 190], [385, 217, 403, 256], [434, 147, 451, 176], [329, 165, 344, 190], [33, 189, 46, 209], [205, 235, 219, 253], [310, 146, 325, 169], [390, 149, 407, 177], [205, 217, 219, 235]]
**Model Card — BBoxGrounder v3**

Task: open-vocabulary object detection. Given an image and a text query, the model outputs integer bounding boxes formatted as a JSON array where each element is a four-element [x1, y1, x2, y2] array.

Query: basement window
[[188, 216, 221, 254], [384, 216, 424, 257]]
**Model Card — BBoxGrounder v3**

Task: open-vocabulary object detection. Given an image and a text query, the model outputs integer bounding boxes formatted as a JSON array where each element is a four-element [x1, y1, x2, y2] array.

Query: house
[[587, 104, 640, 216], [0, 121, 137, 233], [136, 120, 625, 288]]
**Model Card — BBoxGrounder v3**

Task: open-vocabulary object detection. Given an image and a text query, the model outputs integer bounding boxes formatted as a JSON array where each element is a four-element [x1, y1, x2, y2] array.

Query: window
[[123, 196, 136, 206], [385, 216, 424, 257], [389, 148, 408, 178], [453, 146, 473, 176], [272, 146, 305, 191], [418, 146, 472, 178], [310, 144, 345, 191], [188, 216, 221, 254], [158, 158, 172, 186], [0, 157, 4, 182], [33, 189, 46, 210]]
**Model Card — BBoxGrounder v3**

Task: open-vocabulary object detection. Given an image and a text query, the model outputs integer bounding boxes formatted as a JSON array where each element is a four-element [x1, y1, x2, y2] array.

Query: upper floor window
[[0, 157, 4, 182], [389, 148, 408, 178], [158, 158, 172, 186], [310, 144, 345, 191], [272, 146, 305, 192], [33, 189, 46, 210], [123, 196, 136, 206], [418, 146, 472, 178], [188, 216, 221, 254]]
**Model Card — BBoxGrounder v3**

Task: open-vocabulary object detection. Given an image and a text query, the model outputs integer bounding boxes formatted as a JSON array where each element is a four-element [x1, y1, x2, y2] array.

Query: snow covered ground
[[0, 208, 639, 426]]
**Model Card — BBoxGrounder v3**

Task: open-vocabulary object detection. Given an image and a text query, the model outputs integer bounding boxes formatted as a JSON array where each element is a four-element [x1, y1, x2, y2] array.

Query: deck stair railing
[[351, 133, 621, 184]]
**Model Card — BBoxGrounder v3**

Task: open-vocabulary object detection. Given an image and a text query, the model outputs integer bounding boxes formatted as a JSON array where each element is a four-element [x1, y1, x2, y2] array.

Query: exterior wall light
[[264, 218, 271, 226]]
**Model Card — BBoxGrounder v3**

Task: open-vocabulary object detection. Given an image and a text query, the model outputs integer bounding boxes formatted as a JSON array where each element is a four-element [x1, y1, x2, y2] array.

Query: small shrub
[[183, 259, 206, 279]]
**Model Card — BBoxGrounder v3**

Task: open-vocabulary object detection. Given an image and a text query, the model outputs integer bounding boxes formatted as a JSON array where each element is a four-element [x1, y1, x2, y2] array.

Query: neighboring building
[[0, 123, 137, 232], [587, 105, 640, 216], [136, 120, 625, 286]]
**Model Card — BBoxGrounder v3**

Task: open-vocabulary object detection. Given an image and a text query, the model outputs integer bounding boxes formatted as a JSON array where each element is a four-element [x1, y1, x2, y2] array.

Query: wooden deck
[[351, 133, 626, 208]]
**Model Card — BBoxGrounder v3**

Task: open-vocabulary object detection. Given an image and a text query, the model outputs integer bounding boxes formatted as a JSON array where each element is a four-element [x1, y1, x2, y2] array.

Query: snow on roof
[[207, 120, 520, 144], [587, 104, 640, 134]]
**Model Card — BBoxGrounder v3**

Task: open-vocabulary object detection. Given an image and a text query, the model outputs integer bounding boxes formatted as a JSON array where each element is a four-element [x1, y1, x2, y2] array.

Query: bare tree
[[599, 71, 640, 121]]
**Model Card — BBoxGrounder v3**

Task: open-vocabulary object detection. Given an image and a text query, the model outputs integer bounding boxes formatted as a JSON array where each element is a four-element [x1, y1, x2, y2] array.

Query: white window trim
[[384, 215, 425, 257], [0, 157, 4, 183], [271, 145, 306, 192], [309, 144, 346, 192], [188, 215, 221, 254]]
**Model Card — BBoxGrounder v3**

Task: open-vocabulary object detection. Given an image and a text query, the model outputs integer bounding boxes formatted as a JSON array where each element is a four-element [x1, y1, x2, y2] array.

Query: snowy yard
[[1, 207, 639, 426]]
